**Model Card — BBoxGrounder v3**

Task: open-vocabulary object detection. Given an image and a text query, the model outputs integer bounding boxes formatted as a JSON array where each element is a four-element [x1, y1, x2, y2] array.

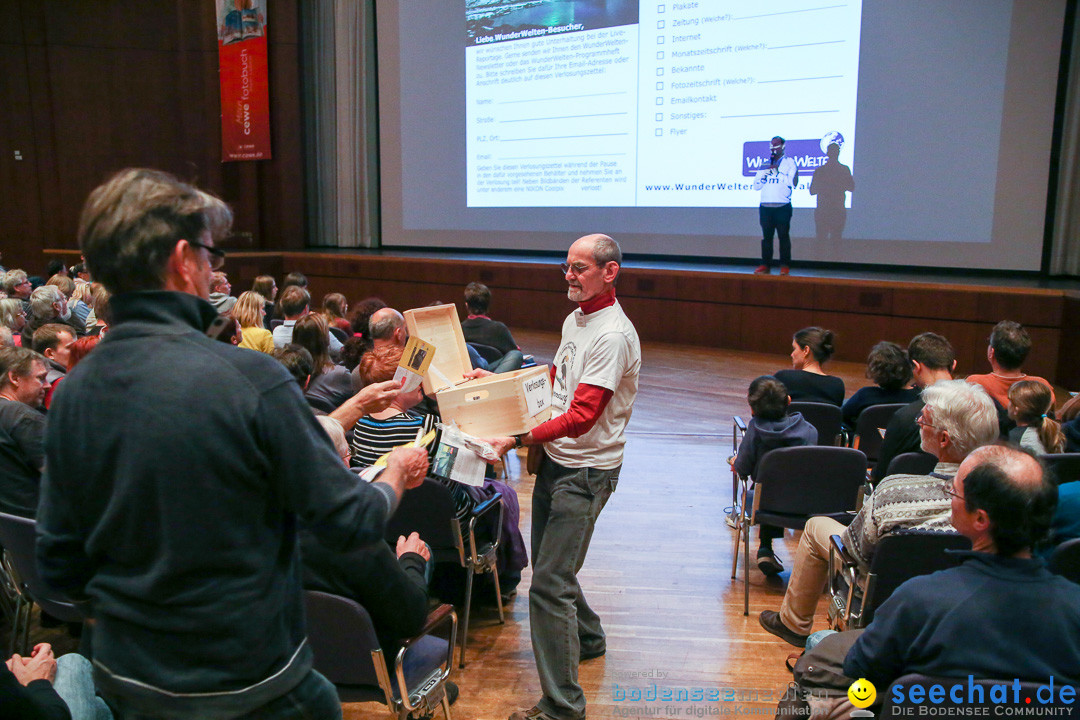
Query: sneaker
[[725, 511, 740, 529], [758, 610, 809, 648], [753, 265, 771, 274], [779, 266, 790, 276], [756, 549, 784, 576]]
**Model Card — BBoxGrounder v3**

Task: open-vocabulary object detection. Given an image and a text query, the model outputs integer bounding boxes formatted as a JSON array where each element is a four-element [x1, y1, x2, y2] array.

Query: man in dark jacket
[[36, 168, 424, 720]]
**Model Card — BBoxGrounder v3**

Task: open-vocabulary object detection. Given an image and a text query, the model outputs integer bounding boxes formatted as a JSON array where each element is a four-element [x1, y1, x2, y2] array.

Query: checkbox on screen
[[655, 113, 663, 121], [656, 97, 664, 105], [658, 4, 665, 13], [656, 82, 664, 90], [657, 51, 665, 60], [656, 128, 663, 136], [657, 36, 665, 44], [657, 20, 665, 29]]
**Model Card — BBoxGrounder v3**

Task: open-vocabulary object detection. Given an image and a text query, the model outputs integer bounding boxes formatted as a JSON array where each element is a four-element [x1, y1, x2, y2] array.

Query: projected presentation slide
[[379, 0, 1066, 271], [465, 1, 860, 208]]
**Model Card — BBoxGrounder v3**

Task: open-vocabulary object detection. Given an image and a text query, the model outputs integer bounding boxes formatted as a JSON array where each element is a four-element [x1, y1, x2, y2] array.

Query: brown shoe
[[758, 610, 808, 648], [779, 266, 790, 276], [753, 265, 770, 274]]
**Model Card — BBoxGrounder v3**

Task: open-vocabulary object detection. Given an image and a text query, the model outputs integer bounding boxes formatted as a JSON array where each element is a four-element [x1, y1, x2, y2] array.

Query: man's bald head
[[571, 233, 622, 269], [369, 307, 406, 344], [952, 445, 1055, 556]]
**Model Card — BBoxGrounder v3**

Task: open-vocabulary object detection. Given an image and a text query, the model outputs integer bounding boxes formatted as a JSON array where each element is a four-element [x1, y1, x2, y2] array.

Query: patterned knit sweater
[[842, 461, 959, 570]]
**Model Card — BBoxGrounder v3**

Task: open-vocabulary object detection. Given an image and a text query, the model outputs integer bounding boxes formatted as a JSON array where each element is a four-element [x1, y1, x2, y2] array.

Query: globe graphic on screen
[[820, 131, 845, 153]]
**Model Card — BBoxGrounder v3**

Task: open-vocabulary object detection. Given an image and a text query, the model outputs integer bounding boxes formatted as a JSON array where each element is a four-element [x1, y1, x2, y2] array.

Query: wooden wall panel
[[0, 0, 304, 264], [264, 253, 1076, 388]]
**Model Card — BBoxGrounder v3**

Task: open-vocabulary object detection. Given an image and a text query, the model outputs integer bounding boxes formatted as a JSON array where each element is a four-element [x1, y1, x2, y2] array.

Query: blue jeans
[[106, 669, 341, 720], [54, 653, 113, 720], [530, 454, 619, 720]]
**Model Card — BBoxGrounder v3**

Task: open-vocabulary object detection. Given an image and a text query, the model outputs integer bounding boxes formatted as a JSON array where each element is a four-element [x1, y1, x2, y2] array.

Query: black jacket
[[37, 290, 397, 717]]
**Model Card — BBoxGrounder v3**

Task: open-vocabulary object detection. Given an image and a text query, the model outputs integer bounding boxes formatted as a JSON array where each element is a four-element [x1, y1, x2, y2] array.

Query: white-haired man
[[759, 379, 999, 647]]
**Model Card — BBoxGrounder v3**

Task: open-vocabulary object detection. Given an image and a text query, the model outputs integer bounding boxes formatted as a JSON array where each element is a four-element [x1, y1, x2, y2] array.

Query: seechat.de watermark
[[878, 676, 1075, 717]]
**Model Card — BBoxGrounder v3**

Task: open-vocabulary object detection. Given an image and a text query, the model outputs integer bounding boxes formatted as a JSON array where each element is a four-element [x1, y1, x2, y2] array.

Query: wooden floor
[[346, 329, 871, 720], [3, 328, 871, 720]]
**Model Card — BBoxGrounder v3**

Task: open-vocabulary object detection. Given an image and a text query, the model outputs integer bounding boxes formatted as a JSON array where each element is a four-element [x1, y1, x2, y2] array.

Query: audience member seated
[[0, 299, 27, 346], [320, 292, 351, 333], [1, 643, 114, 720], [293, 314, 353, 411], [85, 285, 110, 336], [233, 291, 274, 354], [1037, 475, 1080, 561], [251, 274, 277, 329], [271, 270, 308, 322], [69, 281, 94, 333], [730, 375, 818, 575], [45, 259, 68, 279], [842, 445, 1079, 692], [351, 345, 528, 589], [300, 432, 434, 655], [271, 285, 344, 357], [461, 281, 525, 373], [840, 341, 920, 429], [207, 271, 235, 314], [1007, 380, 1064, 455], [368, 307, 407, 351], [46, 336, 99, 408], [32, 324, 76, 408], [873, 332, 956, 485], [758, 380, 998, 647], [349, 296, 387, 344], [22, 286, 83, 347], [0, 346, 48, 518], [45, 276, 91, 332], [774, 326, 844, 406], [3, 269, 33, 312], [967, 319, 1054, 408]]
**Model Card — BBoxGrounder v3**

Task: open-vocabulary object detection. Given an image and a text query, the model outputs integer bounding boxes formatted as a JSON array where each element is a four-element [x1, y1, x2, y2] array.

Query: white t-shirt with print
[[546, 300, 640, 470]]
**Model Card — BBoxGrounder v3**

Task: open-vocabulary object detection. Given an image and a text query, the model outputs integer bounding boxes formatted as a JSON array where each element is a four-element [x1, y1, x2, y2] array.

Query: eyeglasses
[[915, 415, 938, 430], [189, 240, 226, 270], [560, 262, 595, 276], [942, 479, 964, 500]]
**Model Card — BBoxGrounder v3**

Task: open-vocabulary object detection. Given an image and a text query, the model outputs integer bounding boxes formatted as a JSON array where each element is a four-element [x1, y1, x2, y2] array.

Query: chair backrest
[[853, 403, 907, 463], [886, 451, 938, 478], [384, 479, 462, 563], [0, 512, 82, 622], [788, 402, 843, 446], [468, 342, 504, 364], [1050, 537, 1080, 584], [304, 590, 383, 689], [328, 326, 348, 345], [1042, 453, 1080, 485], [754, 446, 866, 518], [863, 530, 971, 625], [269, 318, 284, 330]]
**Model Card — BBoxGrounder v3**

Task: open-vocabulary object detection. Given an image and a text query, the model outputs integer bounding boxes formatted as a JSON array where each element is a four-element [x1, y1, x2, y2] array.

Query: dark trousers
[[760, 203, 793, 266]]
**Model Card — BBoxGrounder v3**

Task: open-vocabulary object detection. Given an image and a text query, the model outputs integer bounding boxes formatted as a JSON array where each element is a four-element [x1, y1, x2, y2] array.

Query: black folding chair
[[0, 511, 83, 655], [730, 446, 866, 615], [1043, 453, 1080, 485], [788, 402, 844, 446], [385, 479, 504, 668], [827, 529, 970, 630], [305, 590, 456, 719], [1050, 537, 1080, 584], [851, 403, 907, 469], [886, 451, 938, 477]]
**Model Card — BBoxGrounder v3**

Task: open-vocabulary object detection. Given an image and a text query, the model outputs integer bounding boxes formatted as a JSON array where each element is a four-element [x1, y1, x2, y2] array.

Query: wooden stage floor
[[345, 329, 872, 719]]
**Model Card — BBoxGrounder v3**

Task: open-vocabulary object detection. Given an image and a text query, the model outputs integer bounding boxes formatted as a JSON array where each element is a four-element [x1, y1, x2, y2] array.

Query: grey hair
[[0, 299, 23, 329], [2, 270, 27, 295], [29, 285, 64, 319], [0, 346, 46, 387], [921, 379, 999, 458], [587, 234, 622, 267], [369, 309, 405, 341]]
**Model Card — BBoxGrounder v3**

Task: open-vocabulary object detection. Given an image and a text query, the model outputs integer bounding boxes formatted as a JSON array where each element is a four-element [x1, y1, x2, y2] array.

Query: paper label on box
[[395, 336, 436, 392], [522, 374, 551, 418]]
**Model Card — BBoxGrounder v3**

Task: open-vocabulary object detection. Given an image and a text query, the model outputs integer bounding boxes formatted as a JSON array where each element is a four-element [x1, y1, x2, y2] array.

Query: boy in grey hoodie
[[731, 375, 818, 574]]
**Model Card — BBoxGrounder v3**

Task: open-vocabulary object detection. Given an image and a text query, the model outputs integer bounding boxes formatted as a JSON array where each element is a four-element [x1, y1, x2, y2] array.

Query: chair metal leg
[[743, 512, 751, 616], [490, 566, 505, 624], [459, 570, 474, 669], [442, 693, 453, 720], [729, 512, 741, 580]]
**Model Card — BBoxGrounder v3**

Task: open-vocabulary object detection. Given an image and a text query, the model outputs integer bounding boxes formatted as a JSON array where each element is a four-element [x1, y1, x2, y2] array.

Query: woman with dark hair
[[270, 272, 307, 322], [774, 326, 845, 406], [841, 341, 920, 428], [348, 296, 387, 340], [291, 314, 352, 411]]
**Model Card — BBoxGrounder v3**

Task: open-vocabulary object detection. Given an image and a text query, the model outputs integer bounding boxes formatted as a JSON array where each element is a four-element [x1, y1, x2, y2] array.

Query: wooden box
[[403, 304, 552, 437]]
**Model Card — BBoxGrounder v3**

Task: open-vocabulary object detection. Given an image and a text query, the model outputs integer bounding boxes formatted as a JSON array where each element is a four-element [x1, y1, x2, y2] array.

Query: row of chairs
[[0, 505, 469, 720]]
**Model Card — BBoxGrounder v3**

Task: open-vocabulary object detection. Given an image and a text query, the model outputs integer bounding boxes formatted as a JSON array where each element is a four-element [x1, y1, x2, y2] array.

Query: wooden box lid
[[402, 304, 471, 395]]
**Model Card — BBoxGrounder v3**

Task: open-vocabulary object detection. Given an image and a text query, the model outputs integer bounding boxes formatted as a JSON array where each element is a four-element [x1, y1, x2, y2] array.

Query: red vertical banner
[[217, 1, 272, 161]]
